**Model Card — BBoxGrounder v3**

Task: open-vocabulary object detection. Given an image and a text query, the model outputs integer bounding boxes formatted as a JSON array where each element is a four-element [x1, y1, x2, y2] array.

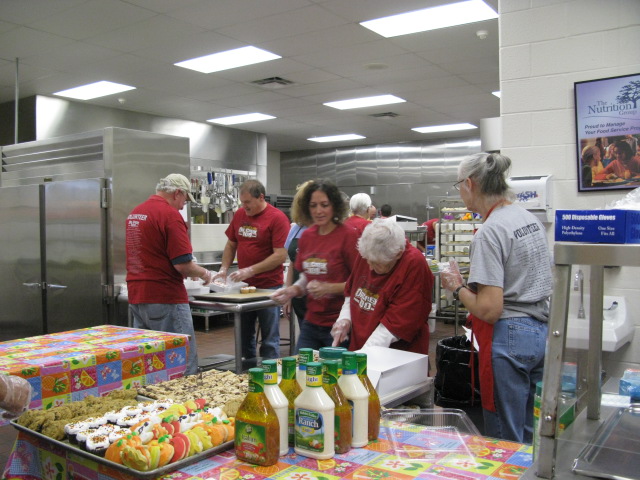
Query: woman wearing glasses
[[440, 153, 553, 443]]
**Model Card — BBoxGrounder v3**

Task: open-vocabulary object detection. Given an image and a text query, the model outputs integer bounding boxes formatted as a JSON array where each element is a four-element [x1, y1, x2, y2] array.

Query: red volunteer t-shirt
[[343, 215, 370, 236], [226, 204, 290, 288], [345, 240, 434, 354], [126, 195, 192, 304], [295, 224, 359, 327]]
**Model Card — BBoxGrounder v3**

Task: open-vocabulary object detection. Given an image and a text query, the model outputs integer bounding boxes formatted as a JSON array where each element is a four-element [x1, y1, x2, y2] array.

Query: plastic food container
[[209, 280, 247, 294], [381, 408, 484, 461]]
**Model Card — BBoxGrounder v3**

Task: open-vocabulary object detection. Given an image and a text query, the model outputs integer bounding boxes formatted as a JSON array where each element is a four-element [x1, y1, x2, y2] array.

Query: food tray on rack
[[573, 405, 640, 480], [381, 408, 483, 461], [11, 420, 233, 480]]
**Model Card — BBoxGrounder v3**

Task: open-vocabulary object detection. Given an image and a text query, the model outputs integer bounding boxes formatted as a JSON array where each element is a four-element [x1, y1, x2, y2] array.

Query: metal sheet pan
[[11, 420, 233, 480], [194, 290, 272, 303], [573, 405, 640, 480]]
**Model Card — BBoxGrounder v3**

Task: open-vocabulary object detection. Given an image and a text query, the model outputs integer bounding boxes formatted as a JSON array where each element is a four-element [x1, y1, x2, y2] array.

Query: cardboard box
[[357, 346, 429, 396], [555, 209, 640, 244]]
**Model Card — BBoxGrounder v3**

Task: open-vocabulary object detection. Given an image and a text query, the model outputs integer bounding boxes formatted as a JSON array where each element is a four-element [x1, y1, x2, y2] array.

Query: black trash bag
[[434, 335, 481, 407]]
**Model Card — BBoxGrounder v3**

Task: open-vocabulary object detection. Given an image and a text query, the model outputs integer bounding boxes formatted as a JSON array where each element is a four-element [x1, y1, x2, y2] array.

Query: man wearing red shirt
[[216, 180, 290, 359], [126, 174, 214, 375]]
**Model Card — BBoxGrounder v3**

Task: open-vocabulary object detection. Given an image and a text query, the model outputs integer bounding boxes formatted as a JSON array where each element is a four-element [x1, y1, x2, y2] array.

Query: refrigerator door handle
[[47, 284, 68, 290], [22, 282, 43, 289]]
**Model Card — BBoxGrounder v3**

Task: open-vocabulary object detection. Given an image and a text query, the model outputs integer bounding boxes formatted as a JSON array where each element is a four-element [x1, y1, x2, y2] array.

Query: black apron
[[288, 225, 307, 321]]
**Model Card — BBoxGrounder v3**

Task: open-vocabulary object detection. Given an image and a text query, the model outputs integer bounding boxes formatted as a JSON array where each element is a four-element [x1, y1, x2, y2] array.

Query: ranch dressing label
[[295, 408, 326, 452]]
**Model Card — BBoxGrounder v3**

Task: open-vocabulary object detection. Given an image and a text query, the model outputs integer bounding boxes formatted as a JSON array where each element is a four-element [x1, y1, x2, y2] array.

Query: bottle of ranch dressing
[[338, 352, 369, 447], [294, 362, 335, 459]]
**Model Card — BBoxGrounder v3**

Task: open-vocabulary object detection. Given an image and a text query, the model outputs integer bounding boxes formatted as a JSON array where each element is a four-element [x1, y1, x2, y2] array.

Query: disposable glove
[[331, 318, 351, 346], [270, 286, 299, 305], [229, 266, 254, 282], [440, 259, 464, 292], [212, 268, 228, 283]]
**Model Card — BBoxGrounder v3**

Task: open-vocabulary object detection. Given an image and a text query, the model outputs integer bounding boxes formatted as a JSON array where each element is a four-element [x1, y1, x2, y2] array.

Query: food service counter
[[4, 422, 531, 479], [0, 325, 190, 425]]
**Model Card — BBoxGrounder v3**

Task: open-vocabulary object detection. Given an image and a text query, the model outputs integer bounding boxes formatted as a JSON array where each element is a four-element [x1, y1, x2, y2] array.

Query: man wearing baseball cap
[[126, 173, 211, 375]]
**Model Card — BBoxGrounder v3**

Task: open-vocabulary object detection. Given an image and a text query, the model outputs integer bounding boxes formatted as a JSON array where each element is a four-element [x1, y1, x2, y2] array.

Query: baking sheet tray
[[194, 290, 273, 303], [11, 420, 233, 480], [573, 405, 640, 480]]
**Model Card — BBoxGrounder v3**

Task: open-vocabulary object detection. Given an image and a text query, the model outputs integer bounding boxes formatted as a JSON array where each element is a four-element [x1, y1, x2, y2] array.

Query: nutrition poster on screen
[[574, 73, 640, 192]]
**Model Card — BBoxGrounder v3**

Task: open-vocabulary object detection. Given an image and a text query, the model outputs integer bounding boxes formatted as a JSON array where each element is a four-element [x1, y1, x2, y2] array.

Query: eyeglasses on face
[[453, 179, 465, 191]]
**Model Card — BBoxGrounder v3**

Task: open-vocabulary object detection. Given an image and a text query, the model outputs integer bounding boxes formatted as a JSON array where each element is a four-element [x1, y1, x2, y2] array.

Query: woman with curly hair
[[272, 179, 359, 351]]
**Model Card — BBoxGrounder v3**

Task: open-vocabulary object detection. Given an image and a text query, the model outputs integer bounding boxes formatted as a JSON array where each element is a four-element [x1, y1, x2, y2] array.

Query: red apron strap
[[469, 313, 496, 412]]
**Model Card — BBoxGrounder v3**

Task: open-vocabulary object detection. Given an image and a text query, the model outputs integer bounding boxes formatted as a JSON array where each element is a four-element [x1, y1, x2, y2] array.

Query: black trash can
[[434, 335, 481, 407]]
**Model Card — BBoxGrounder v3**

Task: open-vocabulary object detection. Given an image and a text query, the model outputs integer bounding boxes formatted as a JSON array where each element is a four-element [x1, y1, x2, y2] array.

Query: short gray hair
[[350, 192, 372, 215], [358, 218, 406, 264], [458, 152, 514, 200], [156, 179, 180, 194]]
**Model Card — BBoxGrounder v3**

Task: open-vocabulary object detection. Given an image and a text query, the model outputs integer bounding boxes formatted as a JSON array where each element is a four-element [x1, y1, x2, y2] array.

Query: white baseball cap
[[162, 174, 196, 203]]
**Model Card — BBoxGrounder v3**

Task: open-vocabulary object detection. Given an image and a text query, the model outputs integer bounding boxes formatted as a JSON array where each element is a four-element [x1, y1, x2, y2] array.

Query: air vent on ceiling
[[370, 112, 399, 118], [250, 76, 295, 89]]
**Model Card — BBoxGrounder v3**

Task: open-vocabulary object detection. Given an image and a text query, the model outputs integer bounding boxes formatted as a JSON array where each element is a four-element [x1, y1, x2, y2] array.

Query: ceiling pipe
[[14, 57, 19, 144]]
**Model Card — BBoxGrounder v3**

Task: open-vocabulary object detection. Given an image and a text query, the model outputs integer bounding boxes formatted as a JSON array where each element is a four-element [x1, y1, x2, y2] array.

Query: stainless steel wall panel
[[298, 152, 317, 184], [420, 144, 447, 183], [316, 150, 336, 181], [335, 148, 356, 187], [356, 147, 378, 186], [280, 154, 298, 192], [398, 144, 422, 184]]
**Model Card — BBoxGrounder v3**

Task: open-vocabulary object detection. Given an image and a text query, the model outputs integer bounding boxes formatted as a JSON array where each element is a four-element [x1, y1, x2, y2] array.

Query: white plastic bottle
[[338, 351, 369, 447], [297, 348, 314, 391], [294, 362, 335, 459], [262, 360, 289, 456]]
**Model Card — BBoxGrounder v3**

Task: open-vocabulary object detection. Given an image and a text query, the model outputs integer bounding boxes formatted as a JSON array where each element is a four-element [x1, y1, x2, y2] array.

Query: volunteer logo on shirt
[[238, 225, 258, 238], [354, 287, 378, 312], [303, 257, 328, 275], [127, 213, 147, 227]]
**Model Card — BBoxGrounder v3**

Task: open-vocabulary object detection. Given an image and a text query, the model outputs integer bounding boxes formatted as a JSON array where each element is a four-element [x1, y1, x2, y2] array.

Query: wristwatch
[[452, 285, 466, 301]]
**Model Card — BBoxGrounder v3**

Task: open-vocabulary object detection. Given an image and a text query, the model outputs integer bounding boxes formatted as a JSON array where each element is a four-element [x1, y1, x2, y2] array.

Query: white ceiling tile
[[29, 0, 156, 40], [0, 27, 74, 58], [0, 0, 89, 25]]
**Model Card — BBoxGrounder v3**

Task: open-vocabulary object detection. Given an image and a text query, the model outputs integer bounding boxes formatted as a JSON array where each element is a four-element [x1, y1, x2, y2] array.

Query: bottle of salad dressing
[[338, 352, 369, 447], [294, 362, 335, 459], [262, 360, 289, 456], [297, 348, 314, 391]]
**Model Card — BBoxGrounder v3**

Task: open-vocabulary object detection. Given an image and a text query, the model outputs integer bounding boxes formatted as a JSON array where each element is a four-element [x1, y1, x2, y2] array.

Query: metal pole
[[14, 57, 19, 144]]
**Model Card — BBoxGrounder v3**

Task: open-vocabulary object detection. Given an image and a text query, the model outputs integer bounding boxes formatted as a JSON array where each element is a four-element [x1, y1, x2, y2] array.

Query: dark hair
[[239, 179, 265, 198], [614, 140, 634, 161], [380, 204, 392, 217], [459, 152, 512, 198], [297, 179, 347, 225]]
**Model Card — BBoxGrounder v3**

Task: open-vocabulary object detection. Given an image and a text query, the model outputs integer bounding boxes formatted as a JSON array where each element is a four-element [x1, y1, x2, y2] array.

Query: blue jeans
[[484, 316, 547, 443], [129, 303, 199, 376], [295, 320, 344, 353], [241, 286, 281, 360]]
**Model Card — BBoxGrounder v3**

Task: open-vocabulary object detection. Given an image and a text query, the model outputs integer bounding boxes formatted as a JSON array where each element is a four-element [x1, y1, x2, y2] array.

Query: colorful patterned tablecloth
[[3, 420, 532, 480], [0, 325, 189, 422]]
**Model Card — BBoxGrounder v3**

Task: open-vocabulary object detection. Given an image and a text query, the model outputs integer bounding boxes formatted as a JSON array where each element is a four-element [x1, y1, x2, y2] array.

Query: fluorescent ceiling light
[[54, 81, 135, 100], [324, 94, 405, 110], [492, 91, 501, 98], [175, 46, 281, 73], [360, 0, 498, 38], [308, 134, 365, 143], [412, 123, 477, 133], [207, 113, 275, 125]]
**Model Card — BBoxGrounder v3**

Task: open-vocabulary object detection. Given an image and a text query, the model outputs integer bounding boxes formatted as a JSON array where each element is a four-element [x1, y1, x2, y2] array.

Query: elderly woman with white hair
[[331, 219, 434, 354], [344, 192, 372, 236]]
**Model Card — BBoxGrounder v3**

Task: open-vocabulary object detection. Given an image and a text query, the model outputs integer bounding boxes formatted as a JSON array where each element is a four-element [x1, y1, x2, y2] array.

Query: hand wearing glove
[[229, 266, 254, 283], [0, 375, 32, 419], [270, 286, 300, 305], [330, 297, 352, 346], [439, 259, 464, 292], [307, 280, 328, 299], [212, 268, 228, 283], [200, 269, 214, 286]]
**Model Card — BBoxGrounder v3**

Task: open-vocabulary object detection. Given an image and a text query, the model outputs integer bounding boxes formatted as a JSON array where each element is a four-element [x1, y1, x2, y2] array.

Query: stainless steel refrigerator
[[0, 127, 190, 341]]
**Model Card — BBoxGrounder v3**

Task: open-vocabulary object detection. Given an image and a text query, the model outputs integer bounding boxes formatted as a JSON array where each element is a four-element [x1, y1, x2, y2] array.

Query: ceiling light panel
[[54, 81, 135, 100], [207, 113, 276, 125], [324, 94, 405, 110], [308, 134, 365, 143], [360, 0, 498, 38], [412, 123, 477, 133], [175, 46, 281, 73]]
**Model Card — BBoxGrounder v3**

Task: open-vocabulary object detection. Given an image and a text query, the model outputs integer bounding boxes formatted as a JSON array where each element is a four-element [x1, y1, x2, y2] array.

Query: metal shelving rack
[[524, 242, 640, 480], [436, 199, 481, 324]]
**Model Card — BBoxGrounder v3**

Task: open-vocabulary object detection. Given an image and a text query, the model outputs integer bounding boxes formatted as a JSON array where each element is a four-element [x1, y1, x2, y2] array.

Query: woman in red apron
[[441, 153, 552, 444]]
